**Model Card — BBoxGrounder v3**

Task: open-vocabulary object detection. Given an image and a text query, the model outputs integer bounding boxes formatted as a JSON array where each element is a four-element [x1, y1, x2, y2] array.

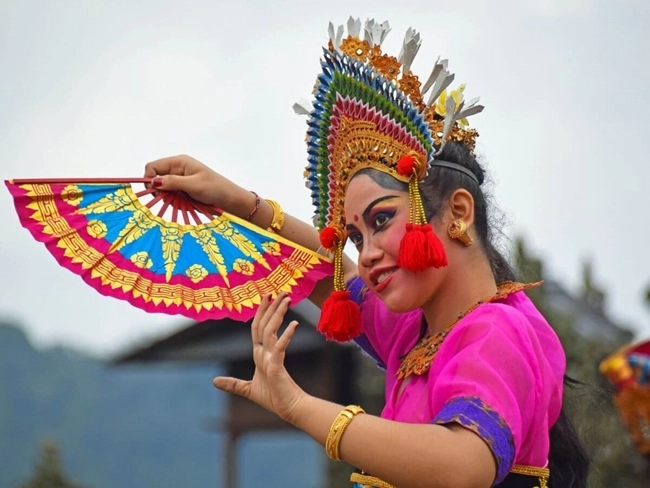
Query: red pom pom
[[319, 226, 339, 250], [397, 223, 448, 272], [397, 154, 416, 177], [317, 291, 363, 342]]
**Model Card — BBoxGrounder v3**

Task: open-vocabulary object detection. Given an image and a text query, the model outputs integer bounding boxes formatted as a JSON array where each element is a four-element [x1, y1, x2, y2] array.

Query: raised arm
[[143, 154, 358, 308], [213, 293, 506, 488]]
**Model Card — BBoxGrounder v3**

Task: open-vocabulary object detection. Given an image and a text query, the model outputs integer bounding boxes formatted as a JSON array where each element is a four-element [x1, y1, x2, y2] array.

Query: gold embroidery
[[233, 258, 255, 276], [77, 187, 138, 214], [160, 225, 182, 282], [511, 464, 549, 488], [261, 241, 281, 256], [61, 185, 83, 206], [185, 264, 208, 284], [86, 219, 108, 239], [110, 208, 156, 253], [397, 281, 543, 379], [190, 228, 229, 286], [130, 251, 153, 269], [211, 216, 270, 270], [350, 464, 548, 488]]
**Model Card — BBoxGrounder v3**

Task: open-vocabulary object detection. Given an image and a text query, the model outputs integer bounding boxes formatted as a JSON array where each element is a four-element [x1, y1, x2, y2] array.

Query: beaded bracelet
[[325, 405, 365, 461], [246, 191, 261, 221]]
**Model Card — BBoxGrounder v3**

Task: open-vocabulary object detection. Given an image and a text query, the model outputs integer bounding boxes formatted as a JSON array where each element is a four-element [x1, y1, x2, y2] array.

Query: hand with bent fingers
[[212, 293, 306, 422], [143, 154, 251, 213]]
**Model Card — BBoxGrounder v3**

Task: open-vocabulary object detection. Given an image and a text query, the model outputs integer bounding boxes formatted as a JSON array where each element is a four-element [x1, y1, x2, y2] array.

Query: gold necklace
[[396, 281, 542, 379]]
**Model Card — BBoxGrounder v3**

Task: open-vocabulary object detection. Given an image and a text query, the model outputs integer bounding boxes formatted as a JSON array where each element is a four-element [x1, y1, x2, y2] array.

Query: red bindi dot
[[353, 215, 359, 222]]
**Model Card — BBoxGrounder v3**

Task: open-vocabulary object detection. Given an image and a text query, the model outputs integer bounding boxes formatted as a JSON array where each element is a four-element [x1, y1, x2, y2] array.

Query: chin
[[379, 293, 422, 314]]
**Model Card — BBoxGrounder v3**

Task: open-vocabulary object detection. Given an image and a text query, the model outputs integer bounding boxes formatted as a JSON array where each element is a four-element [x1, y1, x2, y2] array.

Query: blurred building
[[112, 300, 378, 488]]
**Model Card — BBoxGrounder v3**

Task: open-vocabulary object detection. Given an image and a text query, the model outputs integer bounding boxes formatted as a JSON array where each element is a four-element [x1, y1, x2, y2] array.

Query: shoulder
[[443, 291, 562, 366]]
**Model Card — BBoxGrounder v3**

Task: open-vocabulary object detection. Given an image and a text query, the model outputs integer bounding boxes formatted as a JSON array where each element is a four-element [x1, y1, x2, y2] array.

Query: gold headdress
[[295, 17, 484, 341]]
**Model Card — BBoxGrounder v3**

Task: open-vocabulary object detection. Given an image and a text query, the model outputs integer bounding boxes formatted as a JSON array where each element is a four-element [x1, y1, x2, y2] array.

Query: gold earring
[[447, 219, 474, 247]]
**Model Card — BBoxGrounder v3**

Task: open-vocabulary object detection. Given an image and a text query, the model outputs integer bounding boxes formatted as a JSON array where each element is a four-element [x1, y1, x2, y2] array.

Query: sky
[[1, 0, 649, 358]]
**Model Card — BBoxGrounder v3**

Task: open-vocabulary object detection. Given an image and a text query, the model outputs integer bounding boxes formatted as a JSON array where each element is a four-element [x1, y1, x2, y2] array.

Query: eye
[[372, 210, 395, 231], [348, 232, 363, 250]]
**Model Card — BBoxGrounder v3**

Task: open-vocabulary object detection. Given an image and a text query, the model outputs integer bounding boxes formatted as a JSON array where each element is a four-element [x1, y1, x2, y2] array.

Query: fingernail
[[152, 177, 163, 188]]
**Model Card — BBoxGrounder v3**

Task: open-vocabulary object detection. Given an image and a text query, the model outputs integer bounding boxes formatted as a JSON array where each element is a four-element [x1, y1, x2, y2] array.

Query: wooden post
[[225, 427, 238, 488]]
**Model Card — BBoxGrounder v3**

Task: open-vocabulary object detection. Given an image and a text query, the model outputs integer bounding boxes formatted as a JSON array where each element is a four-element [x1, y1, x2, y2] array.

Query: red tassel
[[317, 291, 363, 342], [397, 154, 417, 177], [319, 226, 339, 250], [397, 223, 448, 272]]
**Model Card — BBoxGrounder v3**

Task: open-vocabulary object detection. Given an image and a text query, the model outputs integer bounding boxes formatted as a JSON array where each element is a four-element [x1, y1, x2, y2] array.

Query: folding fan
[[5, 178, 333, 322], [600, 339, 650, 456]]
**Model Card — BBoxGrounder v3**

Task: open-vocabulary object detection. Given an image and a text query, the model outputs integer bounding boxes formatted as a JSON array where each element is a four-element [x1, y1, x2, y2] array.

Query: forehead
[[343, 173, 407, 215]]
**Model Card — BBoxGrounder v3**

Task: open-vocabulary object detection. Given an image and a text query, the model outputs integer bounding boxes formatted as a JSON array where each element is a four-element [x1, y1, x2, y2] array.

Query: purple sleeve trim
[[346, 276, 386, 370], [432, 396, 515, 485], [347, 275, 366, 305], [353, 333, 387, 370]]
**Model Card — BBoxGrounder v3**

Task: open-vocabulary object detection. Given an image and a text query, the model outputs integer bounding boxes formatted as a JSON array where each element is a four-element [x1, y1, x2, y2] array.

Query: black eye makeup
[[368, 207, 396, 232], [345, 195, 401, 251]]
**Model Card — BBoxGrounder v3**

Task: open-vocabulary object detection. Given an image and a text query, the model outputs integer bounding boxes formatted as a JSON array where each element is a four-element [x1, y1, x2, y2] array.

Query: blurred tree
[[514, 237, 649, 487], [19, 440, 85, 488]]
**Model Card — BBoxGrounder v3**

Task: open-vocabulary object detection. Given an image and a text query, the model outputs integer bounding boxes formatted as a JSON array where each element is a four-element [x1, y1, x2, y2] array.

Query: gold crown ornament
[[295, 17, 484, 341]]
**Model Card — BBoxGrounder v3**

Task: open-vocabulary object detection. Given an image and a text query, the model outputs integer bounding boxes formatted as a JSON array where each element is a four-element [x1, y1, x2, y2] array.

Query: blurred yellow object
[[600, 340, 650, 456]]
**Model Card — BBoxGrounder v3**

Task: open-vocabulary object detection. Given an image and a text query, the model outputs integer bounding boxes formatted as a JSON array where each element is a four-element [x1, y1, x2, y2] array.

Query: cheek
[[382, 222, 406, 256]]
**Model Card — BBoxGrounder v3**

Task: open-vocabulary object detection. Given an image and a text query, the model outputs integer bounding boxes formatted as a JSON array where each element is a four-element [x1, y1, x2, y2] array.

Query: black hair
[[354, 141, 590, 487]]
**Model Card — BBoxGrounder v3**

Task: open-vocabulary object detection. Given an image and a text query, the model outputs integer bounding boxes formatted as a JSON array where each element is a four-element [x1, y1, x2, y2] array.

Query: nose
[[358, 236, 383, 269]]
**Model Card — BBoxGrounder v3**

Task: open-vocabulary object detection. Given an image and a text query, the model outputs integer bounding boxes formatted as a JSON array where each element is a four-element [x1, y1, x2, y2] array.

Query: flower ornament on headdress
[[294, 17, 484, 342]]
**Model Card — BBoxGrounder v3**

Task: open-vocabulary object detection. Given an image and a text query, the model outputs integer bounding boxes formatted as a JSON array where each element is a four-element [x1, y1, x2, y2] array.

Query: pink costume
[[349, 277, 565, 485]]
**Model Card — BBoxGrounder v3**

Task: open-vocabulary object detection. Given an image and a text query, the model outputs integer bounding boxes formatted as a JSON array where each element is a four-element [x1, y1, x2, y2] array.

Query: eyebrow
[[345, 195, 399, 231]]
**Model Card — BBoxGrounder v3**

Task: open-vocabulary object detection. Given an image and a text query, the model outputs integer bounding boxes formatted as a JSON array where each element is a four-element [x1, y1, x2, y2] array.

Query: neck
[[422, 250, 498, 336]]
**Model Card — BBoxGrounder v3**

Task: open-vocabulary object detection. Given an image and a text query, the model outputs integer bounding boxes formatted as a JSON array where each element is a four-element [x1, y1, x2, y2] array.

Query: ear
[[447, 189, 475, 226]]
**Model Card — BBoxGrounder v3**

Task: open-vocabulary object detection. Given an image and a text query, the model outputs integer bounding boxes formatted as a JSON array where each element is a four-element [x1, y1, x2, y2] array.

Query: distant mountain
[[0, 322, 323, 488]]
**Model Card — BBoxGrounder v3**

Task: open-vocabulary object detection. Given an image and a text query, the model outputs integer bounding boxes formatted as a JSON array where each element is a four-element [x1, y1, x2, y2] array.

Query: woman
[[144, 18, 589, 488]]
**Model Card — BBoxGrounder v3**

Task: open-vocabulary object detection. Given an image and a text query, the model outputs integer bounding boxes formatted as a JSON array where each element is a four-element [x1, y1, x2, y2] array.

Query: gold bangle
[[265, 199, 285, 234], [350, 472, 396, 488], [325, 405, 365, 461]]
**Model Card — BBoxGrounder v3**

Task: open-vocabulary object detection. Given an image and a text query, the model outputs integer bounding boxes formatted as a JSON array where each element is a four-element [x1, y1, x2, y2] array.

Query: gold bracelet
[[325, 405, 365, 461], [265, 199, 285, 234], [350, 472, 396, 488]]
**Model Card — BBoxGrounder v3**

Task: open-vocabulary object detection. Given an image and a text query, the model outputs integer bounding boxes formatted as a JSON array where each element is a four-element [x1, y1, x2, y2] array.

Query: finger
[[251, 293, 271, 345], [255, 292, 286, 343], [144, 158, 176, 179], [149, 173, 198, 192], [143, 155, 188, 178], [212, 376, 252, 398], [273, 321, 299, 358], [251, 294, 271, 346], [263, 296, 292, 346]]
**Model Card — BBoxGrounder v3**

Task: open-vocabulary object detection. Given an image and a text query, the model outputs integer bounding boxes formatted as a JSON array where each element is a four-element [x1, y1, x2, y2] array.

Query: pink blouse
[[348, 277, 565, 484]]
